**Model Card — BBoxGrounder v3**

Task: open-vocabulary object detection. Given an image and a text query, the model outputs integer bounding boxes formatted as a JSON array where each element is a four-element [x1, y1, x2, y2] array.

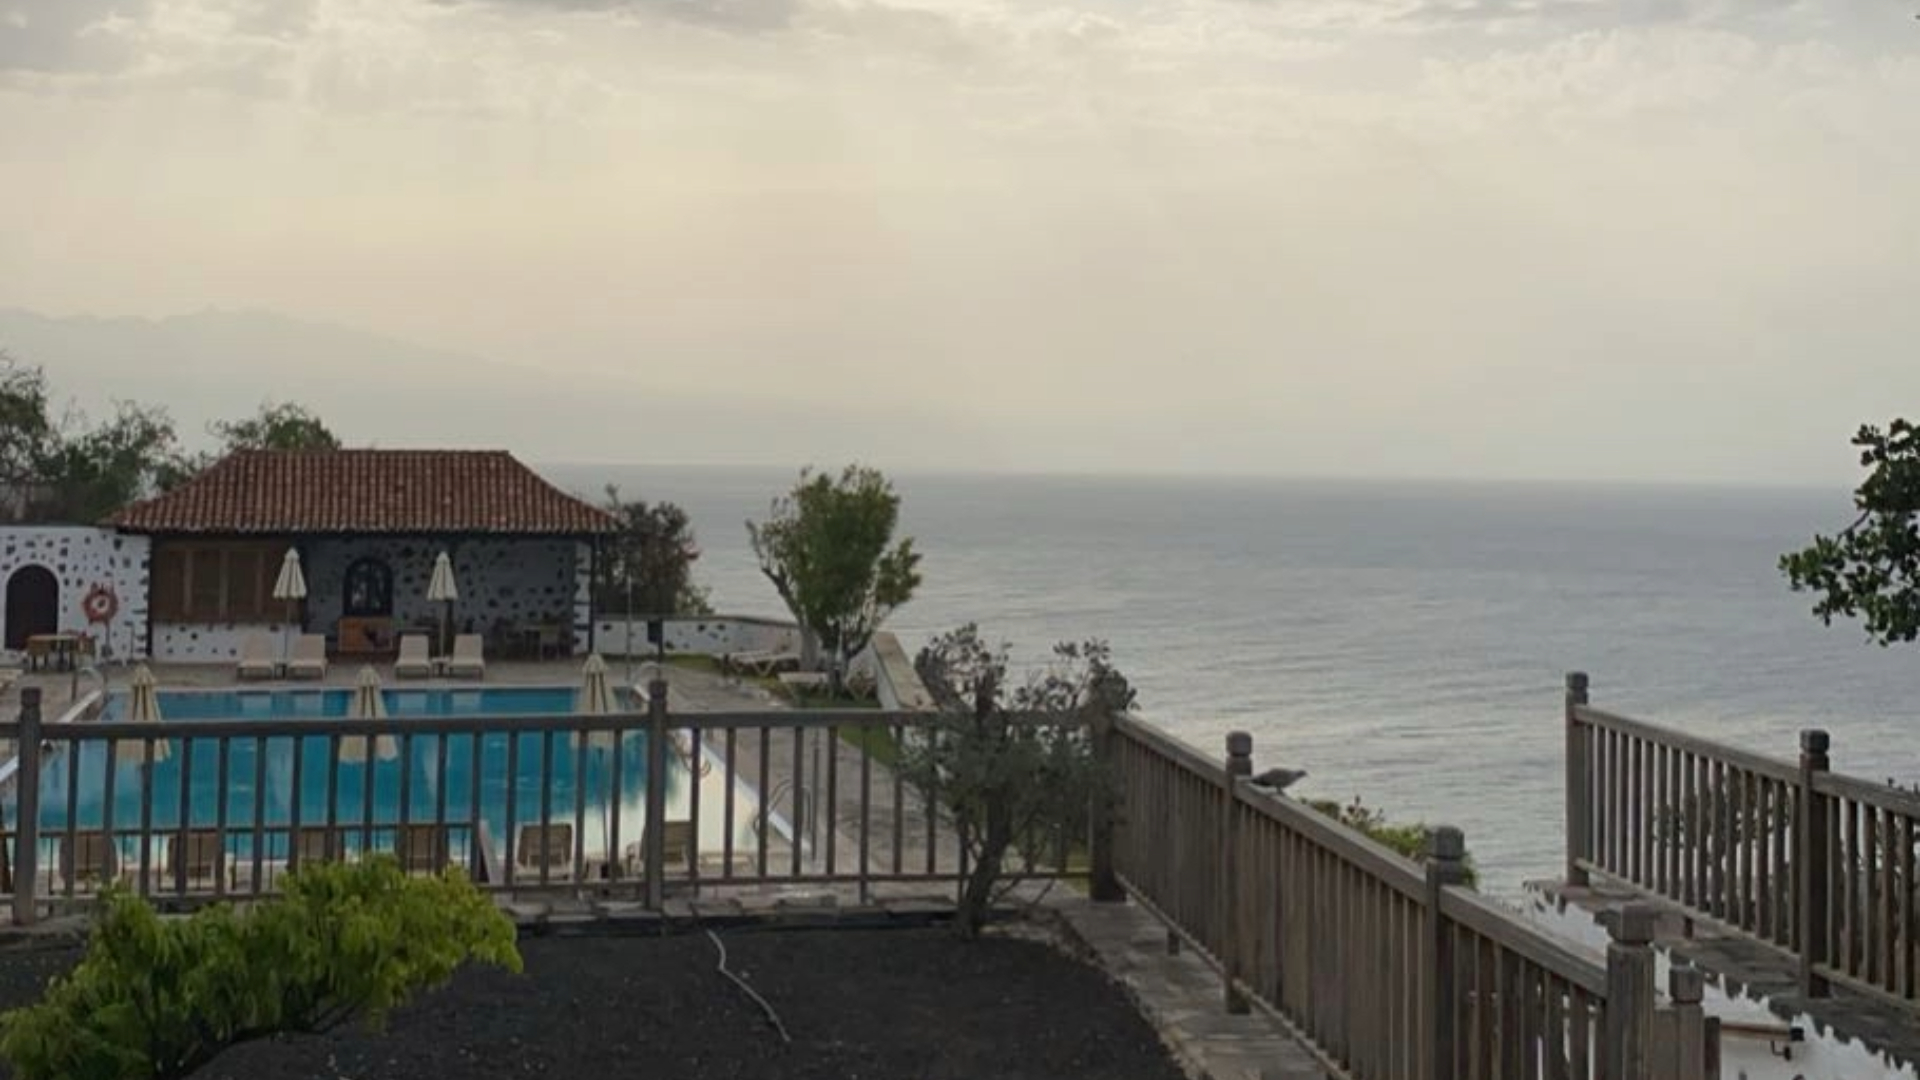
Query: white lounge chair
[[286, 634, 328, 680], [448, 634, 485, 680], [394, 634, 433, 679], [237, 633, 278, 680]]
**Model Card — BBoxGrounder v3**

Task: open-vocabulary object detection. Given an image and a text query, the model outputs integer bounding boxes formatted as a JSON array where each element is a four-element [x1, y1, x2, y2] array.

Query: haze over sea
[[544, 465, 1918, 895]]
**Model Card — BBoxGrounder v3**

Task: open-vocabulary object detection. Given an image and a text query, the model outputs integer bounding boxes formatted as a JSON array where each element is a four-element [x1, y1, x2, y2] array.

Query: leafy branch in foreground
[[1782, 418, 1920, 644], [906, 625, 1133, 939], [0, 857, 521, 1080]]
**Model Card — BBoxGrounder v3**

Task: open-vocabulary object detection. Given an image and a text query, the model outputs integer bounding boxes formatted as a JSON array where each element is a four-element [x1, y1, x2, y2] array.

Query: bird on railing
[[1249, 767, 1307, 793]]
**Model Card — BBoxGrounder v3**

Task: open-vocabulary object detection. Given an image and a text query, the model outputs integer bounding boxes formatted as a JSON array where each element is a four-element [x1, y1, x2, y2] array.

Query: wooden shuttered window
[[150, 541, 286, 623]]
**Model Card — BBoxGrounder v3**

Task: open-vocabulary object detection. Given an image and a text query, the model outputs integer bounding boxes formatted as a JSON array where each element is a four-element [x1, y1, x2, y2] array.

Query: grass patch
[[837, 723, 902, 767]]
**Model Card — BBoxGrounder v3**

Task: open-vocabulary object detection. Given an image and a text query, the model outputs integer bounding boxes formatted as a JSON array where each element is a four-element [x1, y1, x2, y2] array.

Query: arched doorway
[[4, 565, 59, 650]]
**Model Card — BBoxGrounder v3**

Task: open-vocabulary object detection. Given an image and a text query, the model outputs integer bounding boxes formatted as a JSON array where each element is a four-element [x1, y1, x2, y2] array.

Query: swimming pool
[[37, 685, 777, 868]]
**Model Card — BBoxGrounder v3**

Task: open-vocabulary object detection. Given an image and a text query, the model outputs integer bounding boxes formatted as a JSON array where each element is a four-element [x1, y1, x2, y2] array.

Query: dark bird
[[1249, 767, 1307, 793]]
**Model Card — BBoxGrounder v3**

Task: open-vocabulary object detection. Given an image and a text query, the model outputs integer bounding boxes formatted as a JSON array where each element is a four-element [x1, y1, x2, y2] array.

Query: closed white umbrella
[[340, 665, 398, 762], [574, 654, 615, 748], [426, 551, 459, 657], [118, 663, 170, 765], [272, 548, 308, 669]]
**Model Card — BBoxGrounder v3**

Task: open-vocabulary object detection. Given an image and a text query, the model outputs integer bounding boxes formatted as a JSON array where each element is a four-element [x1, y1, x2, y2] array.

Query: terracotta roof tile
[[106, 450, 618, 536]]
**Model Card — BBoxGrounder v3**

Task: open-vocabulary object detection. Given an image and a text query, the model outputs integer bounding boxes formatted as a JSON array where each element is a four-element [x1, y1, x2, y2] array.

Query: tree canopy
[[593, 485, 710, 616], [0, 354, 340, 524], [747, 465, 921, 674], [1781, 419, 1920, 644], [211, 402, 341, 454]]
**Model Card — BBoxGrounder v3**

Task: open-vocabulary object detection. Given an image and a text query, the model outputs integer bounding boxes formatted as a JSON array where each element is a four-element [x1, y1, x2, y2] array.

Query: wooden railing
[[0, 684, 1082, 919], [1567, 671, 1920, 1011], [1112, 714, 1717, 1080]]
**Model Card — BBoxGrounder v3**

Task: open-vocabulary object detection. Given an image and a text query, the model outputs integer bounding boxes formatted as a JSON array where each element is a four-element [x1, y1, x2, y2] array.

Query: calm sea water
[[542, 465, 1920, 894]]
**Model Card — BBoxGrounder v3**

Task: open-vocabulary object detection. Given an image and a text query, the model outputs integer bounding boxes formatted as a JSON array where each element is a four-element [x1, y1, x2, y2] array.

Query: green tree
[[31, 401, 185, 523], [0, 354, 53, 486], [1781, 419, 1920, 643], [747, 465, 921, 684], [164, 402, 343, 489], [0, 858, 521, 1080], [905, 625, 1129, 939], [594, 485, 710, 616], [212, 401, 341, 454]]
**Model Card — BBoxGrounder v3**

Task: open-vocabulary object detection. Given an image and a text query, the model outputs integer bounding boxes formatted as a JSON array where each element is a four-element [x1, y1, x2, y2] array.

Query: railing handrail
[[1809, 768, 1920, 816], [1438, 884, 1610, 997], [1571, 702, 1800, 783], [1234, 781, 1427, 902], [0, 705, 1092, 746], [1112, 712, 1227, 781]]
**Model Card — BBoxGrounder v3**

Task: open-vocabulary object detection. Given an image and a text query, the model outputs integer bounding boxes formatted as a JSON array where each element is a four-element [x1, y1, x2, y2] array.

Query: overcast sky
[[2, 0, 1916, 484]]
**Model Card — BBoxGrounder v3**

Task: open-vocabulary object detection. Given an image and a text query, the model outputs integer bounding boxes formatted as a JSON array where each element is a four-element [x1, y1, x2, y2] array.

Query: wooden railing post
[[1659, 963, 1710, 1080], [1424, 825, 1469, 1080], [1566, 671, 1591, 887], [1605, 902, 1659, 1080], [644, 677, 670, 910], [12, 688, 41, 926], [1087, 708, 1123, 902], [1222, 731, 1252, 1015], [1796, 728, 1831, 998]]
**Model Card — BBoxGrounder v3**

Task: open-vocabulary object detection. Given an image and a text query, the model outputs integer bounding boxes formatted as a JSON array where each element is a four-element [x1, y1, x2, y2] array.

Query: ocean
[[540, 465, 1919, 894]]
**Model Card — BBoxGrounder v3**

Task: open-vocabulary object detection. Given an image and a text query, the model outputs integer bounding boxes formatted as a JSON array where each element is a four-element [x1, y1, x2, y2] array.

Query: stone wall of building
[[0, 527, 150, 660], [150, 622, 301, 663], [587, 614, 799, 658], [304, 537, 584, 646]]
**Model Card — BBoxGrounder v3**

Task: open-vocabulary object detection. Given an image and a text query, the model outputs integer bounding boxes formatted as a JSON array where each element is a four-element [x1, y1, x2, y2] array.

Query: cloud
[[437, 0, 799, 31], [0, 0, 152, 72]]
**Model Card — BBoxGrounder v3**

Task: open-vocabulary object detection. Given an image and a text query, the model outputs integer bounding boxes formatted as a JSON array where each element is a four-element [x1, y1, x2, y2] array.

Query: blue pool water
[[43, 686, 675, 863]]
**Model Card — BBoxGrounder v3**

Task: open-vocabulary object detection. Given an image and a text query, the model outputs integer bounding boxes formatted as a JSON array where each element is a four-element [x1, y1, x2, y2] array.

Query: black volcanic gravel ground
[[0, 926, 1187, 1080]]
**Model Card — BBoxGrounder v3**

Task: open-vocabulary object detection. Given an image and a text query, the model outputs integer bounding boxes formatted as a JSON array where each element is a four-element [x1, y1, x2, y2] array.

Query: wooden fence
[[0, 683, 1077, 919], [0, 678, 1730, 1076], [1111, 715, 1718, 1080], [1566, 671, 1920, 1011]]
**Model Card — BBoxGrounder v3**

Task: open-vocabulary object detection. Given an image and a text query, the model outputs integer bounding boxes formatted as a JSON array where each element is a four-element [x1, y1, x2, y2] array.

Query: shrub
[[0, 857, 521, 1080], [906, 625, 1133, 939], [1305, 796, 1479, 889]]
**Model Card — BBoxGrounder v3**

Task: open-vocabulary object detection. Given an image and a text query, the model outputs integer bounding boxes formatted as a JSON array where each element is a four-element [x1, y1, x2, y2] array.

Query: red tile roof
[[106, 450, 618, 536]]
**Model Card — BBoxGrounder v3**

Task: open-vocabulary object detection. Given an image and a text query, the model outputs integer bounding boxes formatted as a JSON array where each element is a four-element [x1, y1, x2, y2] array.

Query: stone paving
[[1542, 878, 1920, 1072]]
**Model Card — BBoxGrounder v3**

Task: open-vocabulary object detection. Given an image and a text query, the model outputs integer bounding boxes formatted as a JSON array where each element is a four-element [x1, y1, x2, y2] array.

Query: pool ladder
[[754, 779, 818, 858]]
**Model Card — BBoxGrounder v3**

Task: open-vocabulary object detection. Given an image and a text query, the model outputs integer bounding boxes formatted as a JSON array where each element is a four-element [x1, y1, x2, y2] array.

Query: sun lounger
[[286, 634, 327, 680], [721, 650, 801, 677], [397, 823, 449, 874], [626, 820, 695, 877], [59, 831, 121, 891], [167, 830, 230, 891], [394, 634, 433, 679], [448, 634, 485, 679], [237, 633, 278, 680], [292, 826, 349, 867], [515, 823, 574, 879]]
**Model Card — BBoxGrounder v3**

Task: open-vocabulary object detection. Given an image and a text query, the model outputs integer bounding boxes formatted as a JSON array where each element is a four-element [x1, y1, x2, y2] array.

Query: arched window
[[342, 558, 393, 618]]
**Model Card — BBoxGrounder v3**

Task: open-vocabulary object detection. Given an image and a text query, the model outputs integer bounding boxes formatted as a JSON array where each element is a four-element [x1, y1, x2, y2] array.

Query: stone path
[[1542, 878, 1920, 1071], [1049, 898, 1329, 1080]]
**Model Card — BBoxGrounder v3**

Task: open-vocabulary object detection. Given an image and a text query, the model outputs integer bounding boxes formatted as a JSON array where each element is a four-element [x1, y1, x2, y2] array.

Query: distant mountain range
[[0, 307, 998, 468]]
